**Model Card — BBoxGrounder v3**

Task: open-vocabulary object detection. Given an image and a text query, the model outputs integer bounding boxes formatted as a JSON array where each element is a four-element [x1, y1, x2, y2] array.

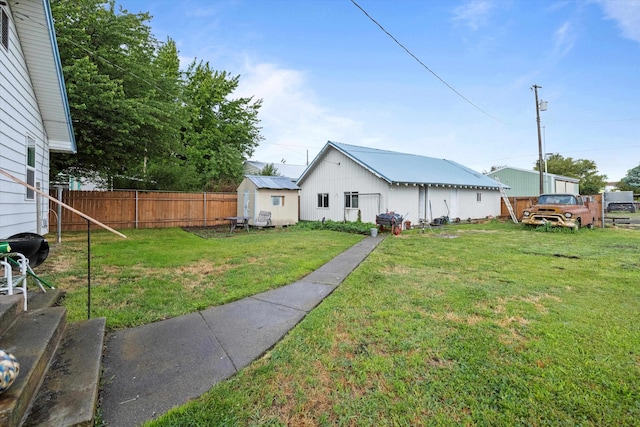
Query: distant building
[[297, 141, 505, 224], [486, 167, 579, 197], [243, 161, 307, 181]]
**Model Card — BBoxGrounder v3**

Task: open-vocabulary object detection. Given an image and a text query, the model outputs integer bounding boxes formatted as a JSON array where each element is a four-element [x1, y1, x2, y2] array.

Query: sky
[[128, 0, 639, 181]]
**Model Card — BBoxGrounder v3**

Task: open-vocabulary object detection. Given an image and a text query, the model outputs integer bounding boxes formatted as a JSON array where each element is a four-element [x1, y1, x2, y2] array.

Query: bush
[[294, 220, 376, 235]]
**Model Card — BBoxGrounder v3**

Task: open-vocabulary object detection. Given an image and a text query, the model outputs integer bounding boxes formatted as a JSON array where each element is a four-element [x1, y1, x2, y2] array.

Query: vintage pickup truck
[[521, 194, 597, 229]]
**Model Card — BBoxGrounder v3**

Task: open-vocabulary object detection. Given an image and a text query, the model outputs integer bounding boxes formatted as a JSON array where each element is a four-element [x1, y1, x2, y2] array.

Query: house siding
[[0, 3, 50, 237], [299, 149, 391, 223], [300, 145, 503, 225]]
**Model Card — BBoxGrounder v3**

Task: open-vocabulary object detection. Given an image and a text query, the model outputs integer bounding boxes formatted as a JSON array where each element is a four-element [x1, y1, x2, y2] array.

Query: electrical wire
[[350, 0, 507, 125], [12, 10, 169, 96]]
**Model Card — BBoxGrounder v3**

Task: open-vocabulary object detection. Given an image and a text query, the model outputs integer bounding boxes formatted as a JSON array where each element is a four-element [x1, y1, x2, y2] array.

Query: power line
[[13, 10, 171, 96], [350, 0, 506, 125]]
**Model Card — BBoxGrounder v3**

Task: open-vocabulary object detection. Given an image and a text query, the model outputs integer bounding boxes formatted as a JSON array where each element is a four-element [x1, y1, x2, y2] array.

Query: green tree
[[51, 0, 185, 183], [259, 163, 280, 176], [617, 164, 640, 192], [535, 154, 607, 194], [181, 61, 263, 190]]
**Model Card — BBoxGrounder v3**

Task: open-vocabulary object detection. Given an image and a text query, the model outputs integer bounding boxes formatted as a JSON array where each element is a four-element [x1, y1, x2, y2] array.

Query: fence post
[[135, 190, 139, 229], [86, 218, 91, 319], [204, 192, 207, 227]]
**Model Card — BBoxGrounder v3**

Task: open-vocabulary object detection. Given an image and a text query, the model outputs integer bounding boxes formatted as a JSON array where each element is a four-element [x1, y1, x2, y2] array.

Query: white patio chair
[[1, 253, 29, 311], [254, 211, 272, 227]]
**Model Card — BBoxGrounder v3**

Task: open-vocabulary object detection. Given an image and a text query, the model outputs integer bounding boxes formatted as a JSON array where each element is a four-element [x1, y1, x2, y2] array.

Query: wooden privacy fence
[[500, 194, 604, 227], [49, 190, 238, 231]]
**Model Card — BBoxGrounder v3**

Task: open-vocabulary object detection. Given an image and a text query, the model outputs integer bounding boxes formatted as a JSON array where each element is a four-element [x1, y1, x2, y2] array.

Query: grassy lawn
[[140, 222, 639, 426], [37, 227, 364, 329]]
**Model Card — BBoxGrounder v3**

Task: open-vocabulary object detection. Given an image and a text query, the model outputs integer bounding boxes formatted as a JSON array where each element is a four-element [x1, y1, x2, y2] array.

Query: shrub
[[294, 220, 376, 235]]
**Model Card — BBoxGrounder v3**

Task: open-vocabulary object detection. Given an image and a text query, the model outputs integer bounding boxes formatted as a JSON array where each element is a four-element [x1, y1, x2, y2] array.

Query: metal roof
[[10, 0, 76, 153], [244, 161, 307, 180], [299, 141, 505, 189], [246, 175, 300, 190], [489, 166, 579, 183]]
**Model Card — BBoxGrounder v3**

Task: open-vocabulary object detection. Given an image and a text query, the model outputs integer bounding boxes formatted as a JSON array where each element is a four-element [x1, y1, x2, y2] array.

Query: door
[[243, 190, 250, 217]]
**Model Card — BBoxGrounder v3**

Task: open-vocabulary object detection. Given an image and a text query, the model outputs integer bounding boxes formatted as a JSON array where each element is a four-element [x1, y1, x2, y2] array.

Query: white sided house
[[237, 175, 300, 227], [0, 0, 76, 237], [298, 141, 504, 225]]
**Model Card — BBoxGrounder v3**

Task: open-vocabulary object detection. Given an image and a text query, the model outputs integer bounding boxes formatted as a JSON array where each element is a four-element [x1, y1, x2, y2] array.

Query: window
[[345, 192, 358, 208], [1, 8, 8, 50], [317, 193, 329, 208], [26, 136, 35, 200], [477, 192, 482, 202], [271, 196, 284, 206]]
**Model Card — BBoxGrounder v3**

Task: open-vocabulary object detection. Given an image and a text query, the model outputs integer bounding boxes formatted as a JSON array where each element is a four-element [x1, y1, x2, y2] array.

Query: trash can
[[370, 228, 378, 237]]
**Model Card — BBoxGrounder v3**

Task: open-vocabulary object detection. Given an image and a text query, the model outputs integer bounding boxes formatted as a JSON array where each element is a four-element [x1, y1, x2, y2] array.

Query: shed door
[[243, 190, 250, 217]]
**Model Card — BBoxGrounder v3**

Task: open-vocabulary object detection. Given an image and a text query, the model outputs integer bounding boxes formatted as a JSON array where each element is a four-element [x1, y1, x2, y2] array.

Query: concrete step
[[24, 317, 106, 427], [1, 289, 64, 336], [0, 307, 66, 427], [0, 295, 23, 336], [27, 289, 65, 311]]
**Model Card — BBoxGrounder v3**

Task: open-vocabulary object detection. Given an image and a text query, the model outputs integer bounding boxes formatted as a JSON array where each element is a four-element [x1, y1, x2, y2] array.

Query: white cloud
[[552, 21, 576, 57], [234, 62, 364, 164], [595, 0, 640, 42], [453, 0, 494, 31]]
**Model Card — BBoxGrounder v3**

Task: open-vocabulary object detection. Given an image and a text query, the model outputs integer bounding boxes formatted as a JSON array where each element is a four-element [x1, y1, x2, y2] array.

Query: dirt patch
[[182, 226, 239, 238]]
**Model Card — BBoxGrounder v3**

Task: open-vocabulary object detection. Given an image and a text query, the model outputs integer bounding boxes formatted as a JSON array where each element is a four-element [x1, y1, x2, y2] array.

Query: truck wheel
[[587, 219, 594, 229], [575, 219, 581, 230]]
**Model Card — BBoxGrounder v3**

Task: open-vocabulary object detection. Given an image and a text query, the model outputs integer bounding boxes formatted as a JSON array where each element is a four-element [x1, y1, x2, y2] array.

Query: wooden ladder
[[496, 179, 518, 223]]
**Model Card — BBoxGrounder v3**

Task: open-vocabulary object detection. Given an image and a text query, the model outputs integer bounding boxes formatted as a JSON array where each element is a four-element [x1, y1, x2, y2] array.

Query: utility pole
[[532, 84, 544, 194]]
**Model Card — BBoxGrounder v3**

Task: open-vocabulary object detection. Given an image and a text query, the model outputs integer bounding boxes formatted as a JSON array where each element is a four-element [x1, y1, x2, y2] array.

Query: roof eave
[[13, 0, 76, 154]]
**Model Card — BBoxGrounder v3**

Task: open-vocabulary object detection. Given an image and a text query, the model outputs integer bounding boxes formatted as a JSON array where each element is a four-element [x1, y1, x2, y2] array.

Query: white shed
[[0, 0, 76, 237], [237, 175, 300, 227], [297, 141, 504, 224]]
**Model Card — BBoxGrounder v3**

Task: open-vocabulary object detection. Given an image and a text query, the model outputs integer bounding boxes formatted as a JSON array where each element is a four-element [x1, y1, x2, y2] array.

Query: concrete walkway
[[100, 235, 384, 426]]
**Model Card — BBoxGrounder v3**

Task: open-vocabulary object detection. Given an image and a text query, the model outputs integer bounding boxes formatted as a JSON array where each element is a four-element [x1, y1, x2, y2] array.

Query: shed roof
[[246, 175, 300, 190], [10, 0, 76, 153], [299, 141, 505, 189]]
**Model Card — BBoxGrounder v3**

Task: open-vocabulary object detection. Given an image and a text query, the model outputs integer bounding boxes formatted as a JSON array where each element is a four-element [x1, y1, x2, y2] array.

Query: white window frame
[[317, 193, 329, 208], [345, 192, 359, 209], [271, 195, 284, 207], [477, 192, 482, 202], [26, 135, 36, 200]]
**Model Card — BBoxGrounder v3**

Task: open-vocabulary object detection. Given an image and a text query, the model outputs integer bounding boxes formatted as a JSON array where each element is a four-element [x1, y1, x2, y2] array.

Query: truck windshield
[[538, 195, 576, 205]]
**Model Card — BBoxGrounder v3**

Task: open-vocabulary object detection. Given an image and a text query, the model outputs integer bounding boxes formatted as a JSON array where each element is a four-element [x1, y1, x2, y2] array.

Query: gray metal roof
[[10, 0, 76, 153], [244, 161, 307, 180], [246, 175, 300, 190], [299, 141, 505, 189]]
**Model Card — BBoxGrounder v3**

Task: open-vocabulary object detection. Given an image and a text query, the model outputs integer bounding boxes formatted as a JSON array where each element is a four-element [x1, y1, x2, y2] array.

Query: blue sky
[[129, 0, 639, 181]]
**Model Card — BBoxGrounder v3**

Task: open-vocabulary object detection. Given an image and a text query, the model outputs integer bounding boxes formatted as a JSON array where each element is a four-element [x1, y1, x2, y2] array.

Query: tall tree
[[50, 0, 184, 183], [180, 61, 263, 190], [534, 153, 607, 194], [617, 164, 640, 192]]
